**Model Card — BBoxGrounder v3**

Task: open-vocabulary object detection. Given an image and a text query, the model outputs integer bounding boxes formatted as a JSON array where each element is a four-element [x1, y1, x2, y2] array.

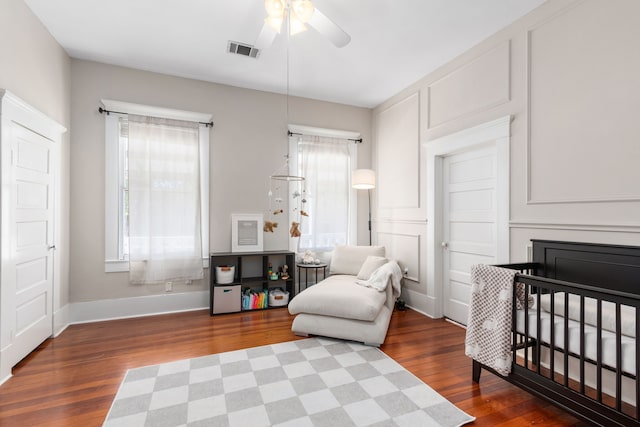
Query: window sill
[[105, 258, 210, 273]]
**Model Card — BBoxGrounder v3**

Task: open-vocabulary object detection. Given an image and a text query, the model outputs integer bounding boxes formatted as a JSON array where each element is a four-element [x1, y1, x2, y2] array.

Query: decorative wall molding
[[526, 194, 640, 205], [524, 1, 581, 206], [69, 291, 209, 324], [427, 41, 511, 129], [376, 92, 421, 212], [377, 232, 420, 282], [510, 220, 640, 233], [425, 86, 431, 130], [524, 0, 640, 204]]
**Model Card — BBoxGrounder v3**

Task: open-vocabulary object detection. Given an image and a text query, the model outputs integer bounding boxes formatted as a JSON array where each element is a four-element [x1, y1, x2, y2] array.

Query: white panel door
[[6, 122, 54, 368], [442, 146, 497, 325]]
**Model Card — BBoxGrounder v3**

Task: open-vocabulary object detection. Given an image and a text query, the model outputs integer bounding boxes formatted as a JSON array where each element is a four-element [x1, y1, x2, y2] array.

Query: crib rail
[[494, 263, 640, 426]]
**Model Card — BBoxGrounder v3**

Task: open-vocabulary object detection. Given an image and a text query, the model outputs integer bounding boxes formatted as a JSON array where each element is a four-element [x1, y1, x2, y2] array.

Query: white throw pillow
[[329, 245, 386, 276], [356, 256, 388, 280]]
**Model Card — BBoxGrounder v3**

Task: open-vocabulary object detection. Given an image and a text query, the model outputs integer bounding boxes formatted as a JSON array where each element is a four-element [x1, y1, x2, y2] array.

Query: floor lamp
[[352, 169, 376, 245]]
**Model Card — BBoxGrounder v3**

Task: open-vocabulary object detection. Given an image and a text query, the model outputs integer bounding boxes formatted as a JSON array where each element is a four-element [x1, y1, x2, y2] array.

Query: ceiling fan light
[[265, 0, 285, 18], [289, 15, 307, 35], [291, 0, 314, 23], [265, 15, 284, 32]]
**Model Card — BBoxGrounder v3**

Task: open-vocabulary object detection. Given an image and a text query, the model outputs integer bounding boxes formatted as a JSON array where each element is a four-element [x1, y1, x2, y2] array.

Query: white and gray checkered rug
[[103, 338, 475, 427]]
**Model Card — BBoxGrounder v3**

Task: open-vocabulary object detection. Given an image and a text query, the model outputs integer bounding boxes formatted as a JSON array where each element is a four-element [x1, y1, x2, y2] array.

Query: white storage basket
[[268, 288, 289, 307], [215, 266, 235, 284]]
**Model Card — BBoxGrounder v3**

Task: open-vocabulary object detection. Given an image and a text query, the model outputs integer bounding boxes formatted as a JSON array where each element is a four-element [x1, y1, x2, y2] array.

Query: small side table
[[297, 263, 327, 292]]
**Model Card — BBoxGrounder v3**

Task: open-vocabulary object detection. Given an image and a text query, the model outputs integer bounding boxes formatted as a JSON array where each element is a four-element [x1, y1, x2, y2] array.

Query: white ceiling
[[25, 0, 546, 108]]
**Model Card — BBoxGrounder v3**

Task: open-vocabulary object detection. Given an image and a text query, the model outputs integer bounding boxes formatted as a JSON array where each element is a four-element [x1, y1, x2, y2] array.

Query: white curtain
[[128, 115, 203, 284], [296, 135, 351, 252]]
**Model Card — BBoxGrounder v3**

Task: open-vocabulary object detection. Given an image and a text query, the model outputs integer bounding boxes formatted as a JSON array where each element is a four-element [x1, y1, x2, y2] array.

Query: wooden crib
[[472, 240, 640, 426]]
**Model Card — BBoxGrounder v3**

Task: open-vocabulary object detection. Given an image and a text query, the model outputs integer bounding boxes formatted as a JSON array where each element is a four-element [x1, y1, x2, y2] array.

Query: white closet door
[[6, 122, 54, 368], [442, 146, 497, 325]]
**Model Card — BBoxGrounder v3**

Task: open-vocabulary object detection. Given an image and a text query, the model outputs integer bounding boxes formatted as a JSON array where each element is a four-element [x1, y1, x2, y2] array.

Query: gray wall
[[0, 0, 71, 321], [373, 0, 640, 315], [70, 59, 372, 302]]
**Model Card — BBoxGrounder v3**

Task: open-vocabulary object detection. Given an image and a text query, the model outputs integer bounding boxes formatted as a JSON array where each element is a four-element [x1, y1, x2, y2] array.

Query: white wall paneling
[[377, 231, 420, 282], [376, 92, 424, 221], [510, 220, 640, 234], [526, 0, 640, 204], [428, 41, 511, 129], [375, 0, 640, 319], [375, 220, 428, 314]]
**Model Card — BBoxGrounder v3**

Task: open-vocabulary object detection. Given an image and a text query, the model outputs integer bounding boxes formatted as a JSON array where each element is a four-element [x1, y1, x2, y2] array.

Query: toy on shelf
[[280, 264, 289, 280]]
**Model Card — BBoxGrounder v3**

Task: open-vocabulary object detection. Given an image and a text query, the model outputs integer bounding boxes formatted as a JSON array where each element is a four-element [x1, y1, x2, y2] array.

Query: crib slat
[[597, 299, 603, 403], [636, 305, 640, 420], [524, 283, 530, 369], [616, 302, 622, 412], [580, 295, 585, 395], [536, 291, 542, 375], [564, 292, 569, 387], [512, 278, 517, 372], [550, 291, 555, 381]]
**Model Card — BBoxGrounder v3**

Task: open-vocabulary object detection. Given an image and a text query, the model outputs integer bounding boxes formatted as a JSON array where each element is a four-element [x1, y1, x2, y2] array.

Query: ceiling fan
[[254, 0, 351, 50]]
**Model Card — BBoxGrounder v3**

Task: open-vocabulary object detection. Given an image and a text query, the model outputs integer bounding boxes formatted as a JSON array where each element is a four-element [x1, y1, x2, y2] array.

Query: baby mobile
[[265, 153, 308, 240]]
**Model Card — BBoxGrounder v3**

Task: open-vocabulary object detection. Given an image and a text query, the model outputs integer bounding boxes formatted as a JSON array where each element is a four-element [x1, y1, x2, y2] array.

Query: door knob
[[48, 245, 56, 250], [441, 242, 449, 249]]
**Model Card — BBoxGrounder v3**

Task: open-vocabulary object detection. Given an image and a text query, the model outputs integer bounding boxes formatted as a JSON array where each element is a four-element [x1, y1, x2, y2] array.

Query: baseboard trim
[[69, 291, 209, 324], [0, 372, 11, 386], [405, 304, 434, 319], [402, 288, 437, 318], [53, 304, 70, 337]]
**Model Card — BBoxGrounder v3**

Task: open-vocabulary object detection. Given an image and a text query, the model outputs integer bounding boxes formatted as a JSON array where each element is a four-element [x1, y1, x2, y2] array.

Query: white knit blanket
[[355, 261, 403, 298], [465, 264, 517, 376]]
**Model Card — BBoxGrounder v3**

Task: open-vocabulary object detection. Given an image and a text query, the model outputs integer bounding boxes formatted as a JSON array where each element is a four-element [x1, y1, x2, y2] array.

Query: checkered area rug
[[103, 338, 475, 427]]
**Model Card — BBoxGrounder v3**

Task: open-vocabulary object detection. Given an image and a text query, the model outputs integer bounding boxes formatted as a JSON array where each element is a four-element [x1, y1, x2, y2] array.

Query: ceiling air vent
[[227, 41, 260, 59]]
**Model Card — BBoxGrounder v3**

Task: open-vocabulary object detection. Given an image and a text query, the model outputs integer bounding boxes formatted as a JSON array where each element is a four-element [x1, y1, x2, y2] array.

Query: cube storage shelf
[[209, 250, 295, 315]]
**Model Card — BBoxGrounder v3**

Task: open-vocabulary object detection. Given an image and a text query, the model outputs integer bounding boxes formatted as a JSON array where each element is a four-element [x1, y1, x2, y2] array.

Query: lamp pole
[[367, 188, 372, 245], [351, 169, 375, 246]]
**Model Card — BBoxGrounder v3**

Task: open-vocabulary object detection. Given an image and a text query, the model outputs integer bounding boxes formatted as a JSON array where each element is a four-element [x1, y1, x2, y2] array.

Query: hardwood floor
[[0, 308, 586, 426]]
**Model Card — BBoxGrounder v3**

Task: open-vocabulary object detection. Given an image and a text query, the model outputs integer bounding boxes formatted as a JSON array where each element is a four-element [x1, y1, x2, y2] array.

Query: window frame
[[287, 125, 359, 253], [103, 99, 210, 273]]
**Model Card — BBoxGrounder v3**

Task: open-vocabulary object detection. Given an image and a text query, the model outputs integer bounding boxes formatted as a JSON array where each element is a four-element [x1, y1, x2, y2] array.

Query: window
[[104, 100, 210, 273], [288, 126, 358, 253]]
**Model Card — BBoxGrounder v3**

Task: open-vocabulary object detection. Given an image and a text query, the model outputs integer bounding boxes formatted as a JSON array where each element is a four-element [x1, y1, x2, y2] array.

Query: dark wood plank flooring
[[0, 307, 586, 426]]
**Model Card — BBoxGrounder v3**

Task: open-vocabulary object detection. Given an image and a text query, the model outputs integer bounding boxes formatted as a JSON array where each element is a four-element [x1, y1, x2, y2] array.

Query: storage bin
[[212, 285, 241, 314], [268, 288, 289, 307], [215, 265, 235, 284]]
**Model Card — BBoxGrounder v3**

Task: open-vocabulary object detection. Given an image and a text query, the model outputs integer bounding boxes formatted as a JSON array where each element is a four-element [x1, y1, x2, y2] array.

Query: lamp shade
[[352, 169, 376, 189]]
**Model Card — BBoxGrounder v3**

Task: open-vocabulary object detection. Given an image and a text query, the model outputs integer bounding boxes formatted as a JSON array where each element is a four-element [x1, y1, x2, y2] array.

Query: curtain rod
[[98, 107, 214, 128], [288, 130, 362, 144]]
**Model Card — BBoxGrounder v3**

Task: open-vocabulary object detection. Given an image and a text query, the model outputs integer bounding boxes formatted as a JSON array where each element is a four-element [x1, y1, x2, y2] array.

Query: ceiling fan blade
[[308, 8, 351, 48], [254, 22, 278, 50]]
